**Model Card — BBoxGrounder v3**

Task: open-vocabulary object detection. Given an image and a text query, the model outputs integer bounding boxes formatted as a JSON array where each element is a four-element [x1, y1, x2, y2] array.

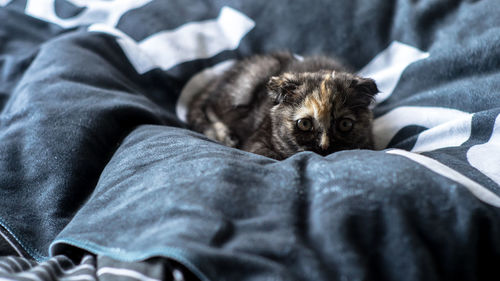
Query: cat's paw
[[223, 134, 239, 147], [204, 122, 240, 147]]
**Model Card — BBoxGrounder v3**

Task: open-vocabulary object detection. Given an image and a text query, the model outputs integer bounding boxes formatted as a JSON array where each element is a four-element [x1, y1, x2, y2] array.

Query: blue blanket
[[1, 1, 500, 280]]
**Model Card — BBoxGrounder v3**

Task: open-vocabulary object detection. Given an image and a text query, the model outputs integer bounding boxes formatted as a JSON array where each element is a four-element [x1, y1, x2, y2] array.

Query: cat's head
[[267, 70, 378, 158]]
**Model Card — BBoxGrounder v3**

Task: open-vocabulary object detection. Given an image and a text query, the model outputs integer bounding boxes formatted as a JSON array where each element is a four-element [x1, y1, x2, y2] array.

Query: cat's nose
[[319, 133, 329, 150]]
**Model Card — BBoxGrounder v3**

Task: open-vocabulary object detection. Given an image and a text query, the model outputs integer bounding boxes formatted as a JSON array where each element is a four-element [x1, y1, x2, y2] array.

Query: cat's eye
[[296, 118, 313, 131], [338, 118, 354, 132]]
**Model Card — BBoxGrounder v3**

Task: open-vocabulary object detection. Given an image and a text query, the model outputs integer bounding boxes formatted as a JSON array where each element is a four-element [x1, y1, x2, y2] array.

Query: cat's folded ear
[[267, 74, 301, 105], [352, 77, 379, 107]]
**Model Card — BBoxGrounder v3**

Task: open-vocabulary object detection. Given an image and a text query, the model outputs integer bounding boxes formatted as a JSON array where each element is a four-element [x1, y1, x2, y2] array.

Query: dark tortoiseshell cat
[[187, 52, 378, 160]]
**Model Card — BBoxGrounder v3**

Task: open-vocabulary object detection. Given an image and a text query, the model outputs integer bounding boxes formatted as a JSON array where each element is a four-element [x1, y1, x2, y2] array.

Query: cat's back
[[193, 52, 347, 114], [221, 52, 297, 106], [187, 52, 296, 143]]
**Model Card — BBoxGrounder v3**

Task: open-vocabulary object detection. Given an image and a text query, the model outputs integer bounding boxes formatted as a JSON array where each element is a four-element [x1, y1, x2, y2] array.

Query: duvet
[[1, 1, 500, 280]]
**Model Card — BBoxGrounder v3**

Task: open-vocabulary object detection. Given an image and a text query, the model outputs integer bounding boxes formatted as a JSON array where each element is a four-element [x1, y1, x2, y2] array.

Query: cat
[[187, 52, 378, 160]]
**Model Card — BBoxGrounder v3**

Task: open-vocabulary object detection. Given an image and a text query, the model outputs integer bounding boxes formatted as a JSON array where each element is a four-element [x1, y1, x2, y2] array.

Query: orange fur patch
[[320, 133, 329, 150], [299, 75, 333, 125]]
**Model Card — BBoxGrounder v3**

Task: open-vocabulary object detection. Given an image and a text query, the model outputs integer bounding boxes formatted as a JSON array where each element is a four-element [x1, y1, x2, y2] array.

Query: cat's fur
[[187, 52, 378, 160]]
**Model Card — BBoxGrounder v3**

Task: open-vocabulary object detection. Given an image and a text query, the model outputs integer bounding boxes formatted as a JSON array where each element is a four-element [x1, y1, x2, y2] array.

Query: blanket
[[1, 1, 500, 280]]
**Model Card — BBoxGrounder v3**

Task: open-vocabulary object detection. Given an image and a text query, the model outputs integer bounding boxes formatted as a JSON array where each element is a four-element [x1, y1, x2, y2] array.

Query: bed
[[1, 0, 500, 280]]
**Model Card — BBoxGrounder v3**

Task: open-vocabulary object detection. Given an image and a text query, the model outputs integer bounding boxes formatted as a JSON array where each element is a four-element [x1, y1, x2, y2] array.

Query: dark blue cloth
[[1, 1, 500, 281]]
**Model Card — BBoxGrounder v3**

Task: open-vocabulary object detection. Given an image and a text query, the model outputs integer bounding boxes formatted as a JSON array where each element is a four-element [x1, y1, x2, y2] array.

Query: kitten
[[187, 52, 378, 160]]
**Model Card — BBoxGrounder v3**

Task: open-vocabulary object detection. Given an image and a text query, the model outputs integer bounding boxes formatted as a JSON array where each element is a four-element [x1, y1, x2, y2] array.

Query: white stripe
[[18, 271, 45, 281], [24, 265, 54, 280], [6, 257, 24, 272], [63, 264, 95, 275], [51, 259, 95, 275], [0, 261, 13, 272], [0, 0, 12, 6], [97, 267, 160, 281], [39, 261, 61, 279], [387, 149, 500, 208], [15, 257, 33, 269], [53, 255, 76, 268], [0, 262, 11, 273], [0, 230, 25, 258], [89, 6, 254, 74], [411, 114, 473, 153], [60, 274, 97, 281], [467, 113, 500, 185], [80, 255, 94, 265], [357, 41, 429, 104], [0, 277, 22, 281], [139, 6, 254, 70], [373, 106, 472, 150], [24, 0, 152, 28]]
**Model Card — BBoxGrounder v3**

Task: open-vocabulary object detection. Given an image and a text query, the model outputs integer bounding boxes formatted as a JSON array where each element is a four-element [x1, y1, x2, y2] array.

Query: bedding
[[1, 0, 500, 280]]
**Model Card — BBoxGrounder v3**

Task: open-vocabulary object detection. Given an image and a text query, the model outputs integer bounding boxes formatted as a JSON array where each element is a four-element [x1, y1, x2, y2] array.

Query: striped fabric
[[0, 255, 190, 281]]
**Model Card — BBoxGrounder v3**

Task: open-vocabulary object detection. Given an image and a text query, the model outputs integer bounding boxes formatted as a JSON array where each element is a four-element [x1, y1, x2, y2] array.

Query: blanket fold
[[0, 1, 499, 280]]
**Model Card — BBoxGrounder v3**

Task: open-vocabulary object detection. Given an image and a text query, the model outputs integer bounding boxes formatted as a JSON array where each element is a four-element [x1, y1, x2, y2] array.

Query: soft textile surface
[[1, 0, 500, 280], [0, 254, 192, 281]]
